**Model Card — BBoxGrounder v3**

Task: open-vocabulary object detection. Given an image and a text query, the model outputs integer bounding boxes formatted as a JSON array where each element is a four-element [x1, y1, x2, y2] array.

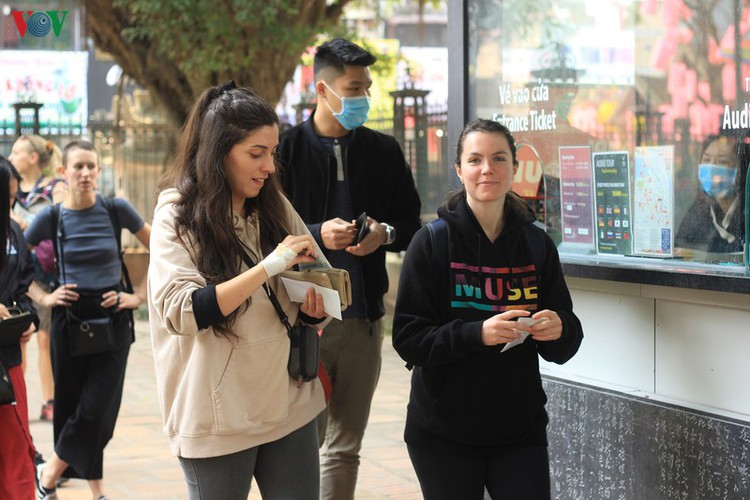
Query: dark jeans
[[407, 443, 551, 500], [178, 419, 319, 500]]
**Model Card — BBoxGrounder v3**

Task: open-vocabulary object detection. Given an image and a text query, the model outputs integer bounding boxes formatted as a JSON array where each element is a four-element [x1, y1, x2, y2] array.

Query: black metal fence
[[363, 104, 450, 218], [3, 105, 451, 249], [5, 106, 718, 252], [1, 120, 169, 249]]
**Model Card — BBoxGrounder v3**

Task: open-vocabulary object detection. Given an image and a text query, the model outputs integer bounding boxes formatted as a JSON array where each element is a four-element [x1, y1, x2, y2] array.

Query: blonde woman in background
[[9, 134, 67, 422]]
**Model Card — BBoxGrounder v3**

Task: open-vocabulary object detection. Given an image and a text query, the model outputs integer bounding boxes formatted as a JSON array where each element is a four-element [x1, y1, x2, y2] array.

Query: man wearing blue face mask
[[278, 38, 422, 500], [676, 132, 748, 255]]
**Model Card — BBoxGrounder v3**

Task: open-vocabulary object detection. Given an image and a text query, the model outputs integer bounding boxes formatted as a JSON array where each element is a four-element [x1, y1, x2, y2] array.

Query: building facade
[[448, 1, 749, 497]]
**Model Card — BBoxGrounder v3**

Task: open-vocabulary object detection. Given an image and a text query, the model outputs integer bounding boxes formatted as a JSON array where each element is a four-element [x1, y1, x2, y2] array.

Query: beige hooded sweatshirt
[[148, 188, 327, 458]]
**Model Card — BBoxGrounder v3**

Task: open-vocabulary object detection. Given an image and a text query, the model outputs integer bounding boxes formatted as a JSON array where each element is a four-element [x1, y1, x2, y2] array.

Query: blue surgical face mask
[[698, 163, 738, 198], [323, 82, 370, 130]]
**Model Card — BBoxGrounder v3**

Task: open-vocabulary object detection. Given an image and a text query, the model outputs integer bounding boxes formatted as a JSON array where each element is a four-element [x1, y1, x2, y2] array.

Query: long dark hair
[[0, 156, 12, 273], [162, 83, 289, 339], [446, 118, 528, 215]]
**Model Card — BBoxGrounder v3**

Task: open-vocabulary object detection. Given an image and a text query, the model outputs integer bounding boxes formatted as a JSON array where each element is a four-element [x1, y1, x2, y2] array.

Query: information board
[[559, 146, 594, 246], [593, 151, 632, 255]]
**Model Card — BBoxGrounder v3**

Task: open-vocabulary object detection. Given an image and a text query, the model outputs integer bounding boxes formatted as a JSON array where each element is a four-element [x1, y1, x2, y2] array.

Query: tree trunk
[[84, 0, 352, 130]]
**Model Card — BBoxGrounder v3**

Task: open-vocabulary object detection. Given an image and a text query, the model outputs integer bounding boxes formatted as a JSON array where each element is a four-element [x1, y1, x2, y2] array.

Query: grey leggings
[[178, 420, 319, 500]]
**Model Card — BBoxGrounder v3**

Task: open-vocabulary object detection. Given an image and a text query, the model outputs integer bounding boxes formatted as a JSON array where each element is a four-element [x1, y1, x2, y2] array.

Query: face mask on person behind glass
[[698, 163, 738, 198], [322, 82, 370, 130]]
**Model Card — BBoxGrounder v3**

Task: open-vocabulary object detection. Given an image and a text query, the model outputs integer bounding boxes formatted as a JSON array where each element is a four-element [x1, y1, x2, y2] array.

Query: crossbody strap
[[51, 203, 67, 287], [50, 202, 60, 272], [236, 244, 293, 335], [51, 203, 75, 324]]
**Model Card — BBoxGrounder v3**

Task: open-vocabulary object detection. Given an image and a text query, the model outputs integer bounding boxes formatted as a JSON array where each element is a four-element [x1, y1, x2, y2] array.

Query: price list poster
[[593, 151, 632, 255], [559, 146, 594, 246]]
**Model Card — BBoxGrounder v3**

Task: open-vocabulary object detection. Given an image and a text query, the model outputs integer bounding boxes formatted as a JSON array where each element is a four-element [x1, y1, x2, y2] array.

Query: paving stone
[[24, 319, 421, 499]]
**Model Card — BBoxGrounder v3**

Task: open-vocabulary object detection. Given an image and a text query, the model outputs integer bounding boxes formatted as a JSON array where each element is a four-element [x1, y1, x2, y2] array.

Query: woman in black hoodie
[[0, 156, 38, 499], [393, 119, 583, 499]]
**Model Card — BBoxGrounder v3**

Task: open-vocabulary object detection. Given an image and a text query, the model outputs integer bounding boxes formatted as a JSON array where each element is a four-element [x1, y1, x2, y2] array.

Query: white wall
[[540, 277, 750, 420]]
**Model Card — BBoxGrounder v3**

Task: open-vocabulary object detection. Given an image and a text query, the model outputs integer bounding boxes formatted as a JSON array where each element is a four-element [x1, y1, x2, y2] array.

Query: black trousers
[[407, 443, 551, 500], [50, 297, 131, 479]]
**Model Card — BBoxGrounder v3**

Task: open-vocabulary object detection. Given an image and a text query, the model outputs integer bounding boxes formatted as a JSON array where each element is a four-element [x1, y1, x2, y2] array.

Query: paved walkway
[[25, 319, 421, 499]]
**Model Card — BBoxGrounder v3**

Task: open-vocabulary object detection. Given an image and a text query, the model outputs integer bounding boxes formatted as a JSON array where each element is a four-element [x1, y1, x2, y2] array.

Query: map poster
[[593, 151, 632, 255], [559, 146, 594, 245], [633, 146, 675, 257]]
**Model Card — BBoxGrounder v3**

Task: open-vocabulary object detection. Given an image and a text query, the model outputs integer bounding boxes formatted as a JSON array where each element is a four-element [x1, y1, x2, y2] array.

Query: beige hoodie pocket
[[211, 335, 289, 433]]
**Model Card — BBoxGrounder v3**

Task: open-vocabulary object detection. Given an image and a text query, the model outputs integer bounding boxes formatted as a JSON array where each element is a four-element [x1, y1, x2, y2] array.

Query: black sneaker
[[34, 462, 57, 500]]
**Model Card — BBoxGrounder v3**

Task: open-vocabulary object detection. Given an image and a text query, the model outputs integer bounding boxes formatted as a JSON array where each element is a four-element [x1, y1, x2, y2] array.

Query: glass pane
[[467, 0, 748, 270]]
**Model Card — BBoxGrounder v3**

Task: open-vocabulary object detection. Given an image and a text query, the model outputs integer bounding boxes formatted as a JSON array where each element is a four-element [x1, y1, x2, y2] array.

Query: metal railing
[[366, 104, 450, 218], [1, 120, 168, 249], [3, 105, 451, 247]]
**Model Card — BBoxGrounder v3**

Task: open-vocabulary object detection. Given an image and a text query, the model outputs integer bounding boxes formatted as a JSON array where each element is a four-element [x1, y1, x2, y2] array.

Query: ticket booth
[[447, 1, 749, 497]]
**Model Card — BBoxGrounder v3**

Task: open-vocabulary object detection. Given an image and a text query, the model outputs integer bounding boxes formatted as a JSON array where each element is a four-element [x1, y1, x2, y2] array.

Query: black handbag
[[0, 308, 36, 348], [0, 361, 15, 405], [237, 245, 319, 386], [65, 309, 118, 357], [55, 205, 124, 357]]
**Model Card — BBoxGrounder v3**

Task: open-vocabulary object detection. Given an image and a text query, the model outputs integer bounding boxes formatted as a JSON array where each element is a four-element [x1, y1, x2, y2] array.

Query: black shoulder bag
[[51, 200, 133, 356], [237, 245, 319, 386], [0, 308, 36, 403]]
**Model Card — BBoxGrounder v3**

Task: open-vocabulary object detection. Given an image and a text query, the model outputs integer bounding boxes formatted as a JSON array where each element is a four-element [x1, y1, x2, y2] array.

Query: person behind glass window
[[675, 131, 748, 254], [24, 140, 151, 500], [8, 134, 66, 423], [0, 155, 38, 499], [148, 82, 329, 500], [392, 119, 584, 500]]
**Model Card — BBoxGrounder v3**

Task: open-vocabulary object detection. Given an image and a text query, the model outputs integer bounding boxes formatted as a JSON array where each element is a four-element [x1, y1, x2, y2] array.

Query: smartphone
[[355, 211, 370, 244]]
